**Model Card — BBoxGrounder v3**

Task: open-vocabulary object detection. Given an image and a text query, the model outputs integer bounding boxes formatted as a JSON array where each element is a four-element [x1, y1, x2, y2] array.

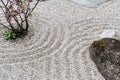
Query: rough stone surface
[[89, 38, 120, 80]]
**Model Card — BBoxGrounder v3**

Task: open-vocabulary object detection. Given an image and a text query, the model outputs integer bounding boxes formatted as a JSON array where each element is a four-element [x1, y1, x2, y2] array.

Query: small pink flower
[[28, 0, 33, 2], [11, 10, 19, 16]]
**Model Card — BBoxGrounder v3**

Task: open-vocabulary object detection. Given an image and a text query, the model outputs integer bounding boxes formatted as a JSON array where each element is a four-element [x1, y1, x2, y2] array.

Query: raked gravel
[[0, 0, 120, 80]]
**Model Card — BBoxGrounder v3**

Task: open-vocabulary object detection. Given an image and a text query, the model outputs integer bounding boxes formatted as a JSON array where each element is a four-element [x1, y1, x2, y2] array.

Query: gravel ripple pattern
[[0, 0, 120, 80]]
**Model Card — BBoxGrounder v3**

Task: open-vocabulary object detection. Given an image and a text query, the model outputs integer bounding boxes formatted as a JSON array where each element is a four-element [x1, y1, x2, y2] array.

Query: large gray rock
[[71, 0, 107, 7], [89, 38, 120, 80]]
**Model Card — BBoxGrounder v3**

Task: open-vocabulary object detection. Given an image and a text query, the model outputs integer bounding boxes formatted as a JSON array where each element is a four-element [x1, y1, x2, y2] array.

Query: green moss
[[3, 29, 28, 40]]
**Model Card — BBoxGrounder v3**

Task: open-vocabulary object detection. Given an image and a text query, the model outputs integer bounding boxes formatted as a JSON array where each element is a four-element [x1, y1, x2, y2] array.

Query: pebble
[[100, 30, 116, 38]]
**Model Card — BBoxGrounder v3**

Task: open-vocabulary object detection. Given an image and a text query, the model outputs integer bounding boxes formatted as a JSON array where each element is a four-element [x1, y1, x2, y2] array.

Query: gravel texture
[[0, 0, 120, 80]]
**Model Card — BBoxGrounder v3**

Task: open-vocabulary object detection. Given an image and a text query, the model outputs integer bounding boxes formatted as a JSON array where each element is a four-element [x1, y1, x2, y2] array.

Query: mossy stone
[[89, 38, 120, 80]]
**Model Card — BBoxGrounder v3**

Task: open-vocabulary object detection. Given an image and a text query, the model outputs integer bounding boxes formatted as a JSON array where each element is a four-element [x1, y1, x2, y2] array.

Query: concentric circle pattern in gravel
[[0, 0, 120, 80]]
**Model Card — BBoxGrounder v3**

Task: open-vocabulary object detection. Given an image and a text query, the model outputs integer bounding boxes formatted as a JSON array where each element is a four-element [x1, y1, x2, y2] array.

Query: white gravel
[[0, 0, 119, 80]]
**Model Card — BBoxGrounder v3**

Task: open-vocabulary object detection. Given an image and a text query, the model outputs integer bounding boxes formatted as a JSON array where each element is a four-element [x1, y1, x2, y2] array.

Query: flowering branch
[[0, 0, 46, 40]]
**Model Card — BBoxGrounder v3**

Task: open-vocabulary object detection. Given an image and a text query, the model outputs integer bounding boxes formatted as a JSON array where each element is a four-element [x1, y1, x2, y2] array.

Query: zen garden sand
[[0, 0, 120, 80]]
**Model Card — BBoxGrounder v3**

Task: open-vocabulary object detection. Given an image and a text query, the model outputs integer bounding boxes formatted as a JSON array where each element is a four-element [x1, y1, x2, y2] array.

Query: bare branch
[[0, 22, 11, 30]]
